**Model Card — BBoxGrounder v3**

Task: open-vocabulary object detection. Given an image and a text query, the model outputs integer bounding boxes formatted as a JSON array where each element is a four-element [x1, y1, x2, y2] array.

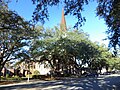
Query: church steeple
[[60, 8, 67, 31]]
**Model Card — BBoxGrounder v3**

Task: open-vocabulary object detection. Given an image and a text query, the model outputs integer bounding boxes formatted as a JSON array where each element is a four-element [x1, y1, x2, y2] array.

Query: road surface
[[0, 74, 120, 90]]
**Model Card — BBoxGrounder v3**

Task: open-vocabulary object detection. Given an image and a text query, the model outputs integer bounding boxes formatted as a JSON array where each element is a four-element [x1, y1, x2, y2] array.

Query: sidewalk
[[0, 80, 44, 88]]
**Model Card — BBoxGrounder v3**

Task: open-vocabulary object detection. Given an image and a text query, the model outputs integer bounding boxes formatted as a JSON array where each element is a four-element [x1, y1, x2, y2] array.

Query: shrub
[[33, 70, 40, 75], [26, 74, 33, 78], [32, 75, 47, 79], [6, 74, 10, 78], [0, 76, 5, 80], [13, 75, 21, 80]]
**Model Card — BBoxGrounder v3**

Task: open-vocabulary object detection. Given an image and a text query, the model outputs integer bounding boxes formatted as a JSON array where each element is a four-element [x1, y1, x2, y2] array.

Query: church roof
[[60, 8, 67, 31]]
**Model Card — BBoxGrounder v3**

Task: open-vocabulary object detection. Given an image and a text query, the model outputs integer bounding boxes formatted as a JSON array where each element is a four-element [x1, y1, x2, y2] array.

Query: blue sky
[[8, 0, 109, 46]]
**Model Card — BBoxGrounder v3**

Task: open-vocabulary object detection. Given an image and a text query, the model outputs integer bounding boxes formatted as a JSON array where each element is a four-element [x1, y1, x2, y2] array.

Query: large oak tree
[[0, 2, 38, 76], [30, 27, 109, 75]]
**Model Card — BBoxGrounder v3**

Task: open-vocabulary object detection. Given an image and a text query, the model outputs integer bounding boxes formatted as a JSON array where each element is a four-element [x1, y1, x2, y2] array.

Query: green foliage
[[11, 75, 21, 80], [6, 74, 10, 78], [1, 0, 119, 75], [30, 26, 109, 74], [25, 74, 33, 79], [0, 76, 5, 80], [89, 44, 111, 70], [107, 57, 120, 70], [30, 26, 119, 74], [31, 0, 120, 51], [33, 70, 40, 75], [1, 0, 119, 53], [32, 75, 47, 79], [1, 75, 21, 81], [0, 2, 40, 74], [31, 28, 87, 61], [96, 0, 120, 50]]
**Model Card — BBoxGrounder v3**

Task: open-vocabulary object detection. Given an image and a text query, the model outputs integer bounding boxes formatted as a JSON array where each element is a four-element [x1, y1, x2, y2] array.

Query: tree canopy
[[0, 0, 120, 76], [0, 2, 38, 75], [30, 26, 117, 75], [1, 0, 120, 51], [29, 0, 120, 51]]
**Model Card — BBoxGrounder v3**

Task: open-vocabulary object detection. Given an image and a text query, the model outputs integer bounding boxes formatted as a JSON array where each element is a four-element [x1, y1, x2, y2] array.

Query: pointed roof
[[60, 8, 67, 31]]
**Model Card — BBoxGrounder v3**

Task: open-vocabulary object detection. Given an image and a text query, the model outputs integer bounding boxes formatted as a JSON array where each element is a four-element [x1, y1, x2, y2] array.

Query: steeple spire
[[60, 8, 67, 31]]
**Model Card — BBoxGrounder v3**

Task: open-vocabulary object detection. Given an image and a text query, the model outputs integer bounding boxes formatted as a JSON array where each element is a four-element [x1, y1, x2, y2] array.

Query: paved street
[[0, 74, 120, 90]]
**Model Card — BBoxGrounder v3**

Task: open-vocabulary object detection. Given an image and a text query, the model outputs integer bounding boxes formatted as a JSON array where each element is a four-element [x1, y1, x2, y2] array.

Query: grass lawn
[[0, 81, 16, 85]]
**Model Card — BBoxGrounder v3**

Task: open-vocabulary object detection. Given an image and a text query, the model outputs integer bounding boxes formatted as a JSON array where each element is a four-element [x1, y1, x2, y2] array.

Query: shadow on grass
[[0, 76, 120, 90]]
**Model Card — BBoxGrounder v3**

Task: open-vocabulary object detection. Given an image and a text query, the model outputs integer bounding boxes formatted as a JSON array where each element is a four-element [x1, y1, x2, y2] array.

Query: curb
[[0, 80, 44, 88]]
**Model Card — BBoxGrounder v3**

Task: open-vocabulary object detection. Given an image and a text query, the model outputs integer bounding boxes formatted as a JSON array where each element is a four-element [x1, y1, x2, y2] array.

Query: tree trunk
[[0, 67, 3, 80], [0, 60, 6, 80]]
